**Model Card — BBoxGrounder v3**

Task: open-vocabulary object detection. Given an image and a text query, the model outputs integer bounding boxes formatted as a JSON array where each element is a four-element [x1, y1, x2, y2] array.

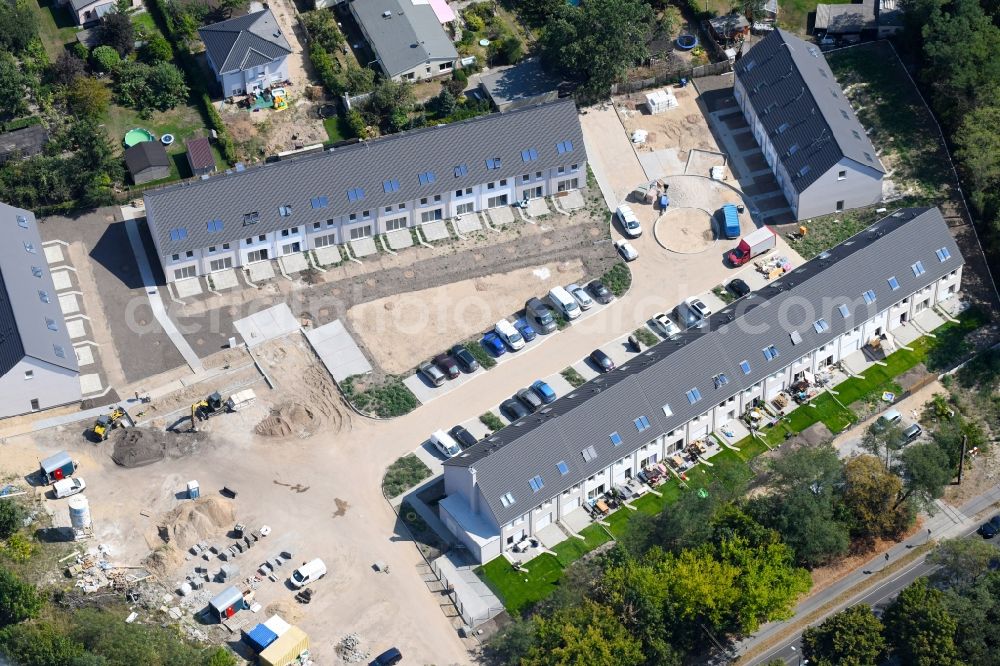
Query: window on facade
[[349, 225, 372, 240], [258, 235, 266, 242], [836, 200, 844, 212], [185, 250, 193, 258]]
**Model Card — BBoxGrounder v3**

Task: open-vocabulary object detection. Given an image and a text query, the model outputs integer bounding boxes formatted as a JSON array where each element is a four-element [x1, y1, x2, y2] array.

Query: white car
[[686, 297, 712, 319], [566, 283, 594, 310], [52, 477, 86, 499], [616, 205, 642, 238], [651, 313, 680, 338], [615, 239, 638, 262]]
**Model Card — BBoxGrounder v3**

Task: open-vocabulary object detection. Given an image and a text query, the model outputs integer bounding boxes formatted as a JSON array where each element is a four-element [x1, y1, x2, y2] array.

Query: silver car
[[418, 361, 446, 387], [651, 312, 680, 338], [567, 283, 594, 310]]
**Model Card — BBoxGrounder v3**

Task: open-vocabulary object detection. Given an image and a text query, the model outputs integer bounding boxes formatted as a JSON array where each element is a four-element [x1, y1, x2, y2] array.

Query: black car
[[449, 425, 479, 449], [726, 278, 751, 298], [589, 349, 615, 372], [587, 280, 614, 304], [371, 647, 402, 666], [432, 353, 460, 379], [516, 388, 543, 412], [500, 398, 530, 421], [980, 515, 1000, 539], [449, 345, 480, 373]]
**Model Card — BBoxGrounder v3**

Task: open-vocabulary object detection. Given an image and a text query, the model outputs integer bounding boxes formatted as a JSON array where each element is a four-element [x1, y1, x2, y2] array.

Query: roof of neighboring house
[[124, 141, 170, 176], [198, 9, 292, 76], [878, 0, 905, 27], [352, 0, 458, 77], [70, 0, 113, 12], [445, 207, 962, 527], [0, 125, 48, 161], [477, 59, 561, 110], [709, 13, 750, 36], [815, 0, 875, 33], [0, 202, 80, 377], [185, 137, 215, 171], [422, 0, 456, 23], [144, 99, 584, 256], [733, 29, 884, 193]]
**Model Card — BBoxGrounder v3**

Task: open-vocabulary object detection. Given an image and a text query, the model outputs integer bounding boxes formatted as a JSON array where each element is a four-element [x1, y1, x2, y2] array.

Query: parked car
[[481, 332, 507, 357], [726, 278, 751, 298], [616, 204, 642, 237], [289, 558, 326, 588], [525, 297, 557, 334], [588, 280, 614, 304], [449, 425, 479, 449], [531, 379, 557, 404], [516, 388, 543, 412], [615, 239, 638, 262], [651, 312, 680, 338], [567, 283, 594, 310], [449, 345, 480, 373], [418, 361, 446, 387], [873, 408, 903, 433], [590, 349, 615, 372], [686, 297, 711, 319], [500, 399, 530, 421], [979, 515, 1000, 539], [495, 319, 525, 351], [430, 430, 462, 458], [432, 353, 460, 379], [674, 301, 705, 329], [52, 477, 86, 499], [515, 319, 537, 342], [903, 423, 923, 442], [371, 647, 403, 666], [548, 286, 581, 320]]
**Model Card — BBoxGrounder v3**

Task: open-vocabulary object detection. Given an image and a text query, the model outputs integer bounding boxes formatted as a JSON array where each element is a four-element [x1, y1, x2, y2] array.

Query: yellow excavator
[[91, 407, 127, 441], [189, 392, 224, 432]]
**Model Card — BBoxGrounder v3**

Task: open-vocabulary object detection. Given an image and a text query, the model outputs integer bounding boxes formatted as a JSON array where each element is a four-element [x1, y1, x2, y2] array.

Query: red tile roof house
[[186, 137, 216, 177]]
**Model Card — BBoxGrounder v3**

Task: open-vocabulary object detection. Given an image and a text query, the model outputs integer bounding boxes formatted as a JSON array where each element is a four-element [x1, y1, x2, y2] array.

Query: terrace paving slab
[[421, 220, 450, 242], [454, 214, 482, 234], [58, 293, 79, 315], [79, 373, 102, 394], [43, 244, 64, 264], [526, 198, 550, 217], [246, 260, 275, 283], [487, 206, 515, 227], [209, 268, 238, 291], [278, 252, 309, 274], [51, 270, 73, 291], [174, 277, 203, 299], [350, 237, 378, 258], [536, 522, 568, 549], [304, 318, 373, 382], [385, 229, 414, 250], [314, 245, 342, 266], [74, 345, 94, 367], [561, 507, 593, 533], [233, 303, 299, 347], [66, 319, 87, 339], [559, 189, 585, 211]]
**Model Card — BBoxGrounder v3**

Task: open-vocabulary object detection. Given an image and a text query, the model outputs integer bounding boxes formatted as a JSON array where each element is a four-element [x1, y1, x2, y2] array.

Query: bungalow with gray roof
[[350, 0, 458, 82]]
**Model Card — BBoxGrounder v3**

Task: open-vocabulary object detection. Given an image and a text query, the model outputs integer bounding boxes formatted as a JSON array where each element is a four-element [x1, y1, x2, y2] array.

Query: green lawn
[[551, 524, 612, 566], [784, 393, 857, 434], [30, 0, 80, 60], [323, 114, 355, 144], [835, 339, 931, 407], [732, 435, 770, 462], [779, 0, 851, 33], [479, 554, 564, 615]]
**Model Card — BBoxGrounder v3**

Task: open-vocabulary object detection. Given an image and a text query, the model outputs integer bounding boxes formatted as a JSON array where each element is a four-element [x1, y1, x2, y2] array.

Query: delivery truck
[[727, 226, 777, 267], [720, 204, 741, 239]]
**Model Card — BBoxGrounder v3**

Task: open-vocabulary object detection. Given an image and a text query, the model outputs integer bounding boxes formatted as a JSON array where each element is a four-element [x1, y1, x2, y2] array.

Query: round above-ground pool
[[676, 34, 699, 50], [123, 128, 155, 148], [160, 133, 175, 146]]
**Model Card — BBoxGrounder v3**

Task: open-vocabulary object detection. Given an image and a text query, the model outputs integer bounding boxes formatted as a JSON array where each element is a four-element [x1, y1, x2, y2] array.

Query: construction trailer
[[208, 585, 245, 621], [242, 614, 291, 654], [39, 451, 77, 484], [258, 625, 309, 666]]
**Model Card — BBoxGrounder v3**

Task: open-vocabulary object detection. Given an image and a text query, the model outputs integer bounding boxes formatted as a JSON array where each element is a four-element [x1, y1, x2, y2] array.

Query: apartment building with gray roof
[[733, 29, 885, 220], [144, 100, 586, 282], [441, 208, 963, 563]]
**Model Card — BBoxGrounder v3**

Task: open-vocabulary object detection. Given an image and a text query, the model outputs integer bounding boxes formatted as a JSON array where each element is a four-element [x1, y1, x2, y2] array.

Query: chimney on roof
[[469, 467, 479, 514]]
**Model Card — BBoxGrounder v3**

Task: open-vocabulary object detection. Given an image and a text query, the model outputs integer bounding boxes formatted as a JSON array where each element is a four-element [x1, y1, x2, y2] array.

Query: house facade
[[0, 203, 81, 418], [143, 100, 586, 282], [68, 0, 116, 26], [440, 208, 963, 564], [733, 29, 885, 220], [350, 0, 458, 82], [199, 10, 292, 97]]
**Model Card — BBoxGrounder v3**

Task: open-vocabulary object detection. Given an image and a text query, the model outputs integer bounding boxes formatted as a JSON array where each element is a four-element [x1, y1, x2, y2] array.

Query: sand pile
[[143, 497, 235, 577], [110, 427, 203, 467], [256, 402, 318, 437], [252, 358, 349, 438]]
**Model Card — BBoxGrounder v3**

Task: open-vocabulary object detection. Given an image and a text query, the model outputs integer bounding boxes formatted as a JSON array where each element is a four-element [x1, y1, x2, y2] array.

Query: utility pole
[[957, 434, 967, 485]]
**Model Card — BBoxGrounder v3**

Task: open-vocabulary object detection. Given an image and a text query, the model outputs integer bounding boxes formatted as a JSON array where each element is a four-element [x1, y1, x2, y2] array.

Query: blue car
[[531, 380, 556, 404], [482, 332, 507, 357], [515, 319, 537, 342]]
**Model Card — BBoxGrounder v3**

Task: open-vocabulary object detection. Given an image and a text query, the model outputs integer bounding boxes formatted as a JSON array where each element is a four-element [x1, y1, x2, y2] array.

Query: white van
[[548, 286, 581, 320], [290, 558, 326, 588], [430, 430, 461, 458], [52, 477, 86, 499], [494, 319, 525, 350]]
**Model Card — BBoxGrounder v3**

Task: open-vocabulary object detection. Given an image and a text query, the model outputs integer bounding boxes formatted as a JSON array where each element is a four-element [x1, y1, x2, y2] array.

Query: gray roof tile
[[734, 29, 884, 192], [144, 100, 584, 256], [199, 10, 292, 76], [352, 0, 458, 77], [446, 208, 962, 526]]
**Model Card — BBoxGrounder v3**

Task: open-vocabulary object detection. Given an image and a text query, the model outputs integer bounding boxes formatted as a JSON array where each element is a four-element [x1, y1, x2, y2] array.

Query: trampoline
[[123, 128, 155, 147], [160, 133, 175, 146], [676, 34, 699, 50]]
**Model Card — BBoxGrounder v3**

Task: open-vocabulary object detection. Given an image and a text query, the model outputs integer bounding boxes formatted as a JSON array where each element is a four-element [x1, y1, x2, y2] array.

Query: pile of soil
[[256, 402, 318, 437], [110, 427, 203, 468], [143, 497, 236, 576], [252, 355, 349, 438]]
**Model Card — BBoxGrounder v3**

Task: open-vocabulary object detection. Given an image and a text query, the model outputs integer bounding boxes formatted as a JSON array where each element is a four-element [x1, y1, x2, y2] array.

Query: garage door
[[535, 514, 552, 530], [561, 497, 581, 516]]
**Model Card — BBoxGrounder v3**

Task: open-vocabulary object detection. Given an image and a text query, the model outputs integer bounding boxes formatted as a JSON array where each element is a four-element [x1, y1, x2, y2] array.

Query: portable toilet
[[186, 480, 200, 499], [208, 585, 245, 621], [39, 451, 76, 484]]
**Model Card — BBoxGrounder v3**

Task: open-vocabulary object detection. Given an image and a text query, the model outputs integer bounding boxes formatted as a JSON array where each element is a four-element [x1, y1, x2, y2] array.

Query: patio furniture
[[595, 499, 611, 515]]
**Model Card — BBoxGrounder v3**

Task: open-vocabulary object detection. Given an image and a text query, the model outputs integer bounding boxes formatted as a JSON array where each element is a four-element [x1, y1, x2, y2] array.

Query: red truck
[[727, 226, 777, 267]]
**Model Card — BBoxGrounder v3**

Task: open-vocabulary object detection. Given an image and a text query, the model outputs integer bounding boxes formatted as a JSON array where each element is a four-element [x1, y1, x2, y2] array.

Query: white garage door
[[535, 514, 552, 530], [561, 497, 581, 516]]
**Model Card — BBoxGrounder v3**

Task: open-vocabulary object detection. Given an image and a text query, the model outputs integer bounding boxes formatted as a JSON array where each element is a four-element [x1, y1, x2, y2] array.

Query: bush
[[90, 45, 120, 74], [0, 566, 42, 627], [0, 501, 23, 540], [453, 67, 468, 84], [464, 12, 486, 32], [561, 367, 586, 388], [99, 11, 134, 56], [140, 34, 173, 64], [68, 77, 110, 119], [0, 533, 36, 563], [382, 454, 432, 498], [68, 42, 89, 61], [480, 412, 505, 432], [600, 262, 632, 297], [633, 327, 659, 348], [0, 622, 84, 666], [341, 375, 417, 418], [465, 340, 496, 369]]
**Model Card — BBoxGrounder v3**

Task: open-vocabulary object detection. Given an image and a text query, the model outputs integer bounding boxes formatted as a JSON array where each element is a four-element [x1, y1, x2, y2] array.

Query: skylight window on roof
[[310, 196, 329, 208], [936, 247, 951, 262], [168, 228, 188, 242], [862, 289, 877, 305], [38, 290, 49, 304], [22, 241, 35, 254], [53, 344, 65, 359], [556, 140, 574, 154], [686, 388, 702, 404], [852, 130, 861, 140], [787, 144, 799, 156], [46, 317, 57, 331], [529, 475, 545, 492], [521, 149, 538, 162], [485, 157, 502, 170], [662, 403, 672, 417], [453, 164, 468, 177], [864, 152, 874, 162], [838, 303, 851, 318], [500, 492, 516, 507], [634, 416, 650, 432], [818, 68, 828, 78], [763, 345, 779, 361], [744, 59, 756, 71], [382, 180, 400, 194], [797, 165, 811, 178], [609, 432, 622, 446], [31, 266, 42, 278], [888, 276, 900, 291], [346, 188, 365, 202], [830, 89, 838, 98], [418, 171, 436, 185], [814, 318, 830, 333], [777, 122, 790, 134], [557, 460, 569, 475], [912, 261, 925, 276], [790, 330, 803, 345], [207, 219, 224, 233], [740, 360, 752, 374], [16, 215, 28, 229], [582, 445, 598, 462], [243, 212, 259, 226], [279, 205, 293, 216], [840, 109, 849, 119]]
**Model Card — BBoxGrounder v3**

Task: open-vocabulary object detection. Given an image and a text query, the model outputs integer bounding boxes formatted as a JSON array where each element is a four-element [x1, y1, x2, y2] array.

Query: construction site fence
[[611, 60, 732, 95]]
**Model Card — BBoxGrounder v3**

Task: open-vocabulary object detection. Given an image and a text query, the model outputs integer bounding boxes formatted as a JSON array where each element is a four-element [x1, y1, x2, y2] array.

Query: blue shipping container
[[244, 623, 278, 653], [721, 204, 740, 239]]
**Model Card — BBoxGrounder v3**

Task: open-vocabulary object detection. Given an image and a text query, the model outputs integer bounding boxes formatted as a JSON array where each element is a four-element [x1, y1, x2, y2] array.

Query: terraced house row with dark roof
[[440, 208, 963, 563], [733, 29, 885, 220], [143, 100, 586, 282]]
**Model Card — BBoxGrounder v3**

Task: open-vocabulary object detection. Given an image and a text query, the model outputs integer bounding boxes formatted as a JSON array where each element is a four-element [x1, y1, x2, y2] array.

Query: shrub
[[453, 67, 468, 84], [140, 34, 173, 63], [0, 501, 23, 540], [67, 77, 110, 119], [600, 262, 632, 297], [633, 327, 659, 348], [0, 566, 42, 627], [68, 42, 89, 61], [480, 412, 505, 432], [561, 367, 586, 388], [99, 11, 134, 56], [0, 533, 36, 563], [89, 45, 120, 74], [465, 341, 496, 369], [341, 375, 417, 418], [382, 454, 432, 498], [464, 12, 486, 32]]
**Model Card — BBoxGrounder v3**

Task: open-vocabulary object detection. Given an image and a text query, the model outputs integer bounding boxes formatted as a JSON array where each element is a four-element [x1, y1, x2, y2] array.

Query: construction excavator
[[90, 406, 130, 441], [189, 392, 225, 432]]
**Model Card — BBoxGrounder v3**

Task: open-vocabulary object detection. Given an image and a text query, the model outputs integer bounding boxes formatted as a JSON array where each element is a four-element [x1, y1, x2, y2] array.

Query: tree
[[492, 35, 524, 65], [67, 77, 111, 120], [365, 79, 414, 134], [99, 11, 135, 56], [0, 500, 24, 540], [90, 45, 121, 74], [218, 0, 248, 18], [146, 62, 189, 111], [897, 441, 952, 511], [539, 0, 653, 100], [0, 566, 42, 627], [113, 60, 150, 107], [802, 604, 886, 666], [841, 454, 909, 544], [204, 646, 237, 666], [0, 622, 85, 666], [51, 53, 86, 87], [344, 64, 375, 94], [720, 537, 812, 633], [861, 420, 907, 468], [434, 87, 457, 117], [883, 577, 961, 666], [928, 538, 1000, 590], [0, 51, 31, 118], [521, 600, 644, 666], [140, 34, 173, 64], [0, 0, 39, 54], [662, 546, 741, 630], [940, 576, 1000, 666]]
